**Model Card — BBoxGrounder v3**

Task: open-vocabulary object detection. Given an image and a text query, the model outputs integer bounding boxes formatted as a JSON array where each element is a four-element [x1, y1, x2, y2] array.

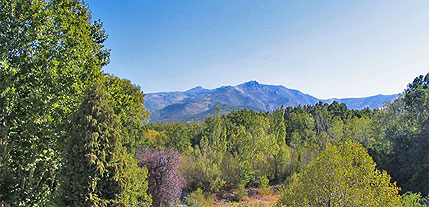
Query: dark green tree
[[58, 84, 151, 206], [381, 73, 429, 194]]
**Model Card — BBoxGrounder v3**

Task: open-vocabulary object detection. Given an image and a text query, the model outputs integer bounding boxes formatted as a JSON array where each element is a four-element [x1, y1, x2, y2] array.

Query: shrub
[[402, 192, 425, 207], [136, 148, 186, 207], [277, 140, 402, 207], [187, 188, 206, 207]]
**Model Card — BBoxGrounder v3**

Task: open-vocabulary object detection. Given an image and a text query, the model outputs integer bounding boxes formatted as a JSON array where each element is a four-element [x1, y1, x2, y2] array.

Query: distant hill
[[145, 81, 399, 122]]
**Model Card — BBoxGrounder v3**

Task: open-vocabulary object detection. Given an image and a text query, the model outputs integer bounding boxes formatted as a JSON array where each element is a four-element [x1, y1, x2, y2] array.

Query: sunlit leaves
[[277, 140, 402, 207]]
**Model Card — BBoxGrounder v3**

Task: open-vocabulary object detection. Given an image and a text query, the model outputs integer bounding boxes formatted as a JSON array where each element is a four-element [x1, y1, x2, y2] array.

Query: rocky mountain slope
[[145, 81, 399, 122]]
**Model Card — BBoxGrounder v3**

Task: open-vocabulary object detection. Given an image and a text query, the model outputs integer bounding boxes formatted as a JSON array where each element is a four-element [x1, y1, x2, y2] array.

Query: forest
[[1, 0, 428, 207]]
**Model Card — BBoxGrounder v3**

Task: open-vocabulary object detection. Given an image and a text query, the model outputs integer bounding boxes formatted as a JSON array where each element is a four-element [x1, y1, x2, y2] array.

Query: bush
[[187, 188, 206, 207], [277, 140, 402, 207], [402, 192, 426, 207], [259, 175, 271, 195], [235, 184, 247, 201], [136, 148, 186, 207]]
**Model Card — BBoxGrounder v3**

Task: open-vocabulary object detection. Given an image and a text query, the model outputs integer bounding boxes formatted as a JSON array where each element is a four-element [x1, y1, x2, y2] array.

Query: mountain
[[145, 81, 399, 122]]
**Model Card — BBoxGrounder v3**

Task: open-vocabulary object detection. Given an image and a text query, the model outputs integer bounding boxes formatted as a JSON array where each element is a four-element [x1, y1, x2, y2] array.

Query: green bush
[[277, 140, 402, 207], [187, 188, 206, 207], [236, 185, 247, 201], [402, 192, 425, 207]]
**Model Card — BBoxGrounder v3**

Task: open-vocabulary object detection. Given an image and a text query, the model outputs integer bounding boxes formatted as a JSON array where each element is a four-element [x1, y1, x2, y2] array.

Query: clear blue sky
[[86, 0, 429, 99]]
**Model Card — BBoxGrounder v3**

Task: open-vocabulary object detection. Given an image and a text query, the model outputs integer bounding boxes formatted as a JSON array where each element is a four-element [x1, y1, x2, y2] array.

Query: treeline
[[146, 73, 429, 204], [1, 0, 428, 206]]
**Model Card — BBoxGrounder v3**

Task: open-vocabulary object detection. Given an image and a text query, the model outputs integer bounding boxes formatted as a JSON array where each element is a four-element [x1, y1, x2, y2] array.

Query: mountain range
[[145, 81, 399, 122]]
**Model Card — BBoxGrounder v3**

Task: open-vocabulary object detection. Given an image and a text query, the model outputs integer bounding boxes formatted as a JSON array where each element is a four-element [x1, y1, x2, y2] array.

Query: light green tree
[[268, 106, 290, 182], [0, 0, 108, 205], [105, 75, 151, 152], [286, 111, 317, 172], [277, 140, 402, 207]]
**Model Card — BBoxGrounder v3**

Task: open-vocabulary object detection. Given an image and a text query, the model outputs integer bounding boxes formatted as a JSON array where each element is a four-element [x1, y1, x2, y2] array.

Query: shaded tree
[[58, 84, 151, 206], [381, 73, 429, 194]]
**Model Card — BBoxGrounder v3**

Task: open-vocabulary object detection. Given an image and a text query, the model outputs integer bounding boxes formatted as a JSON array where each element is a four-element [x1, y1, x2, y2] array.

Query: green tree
[[58, 84, 151, 206], [224, 109, 273, 186], [268, 106, 290, 182], [285, 111, 317, 172], [277, 140, 402, 207], [181, 107, 227, 193], [380, 73, 429, 194], [105, 75, 151, 152], [0, 0, 108, 205]]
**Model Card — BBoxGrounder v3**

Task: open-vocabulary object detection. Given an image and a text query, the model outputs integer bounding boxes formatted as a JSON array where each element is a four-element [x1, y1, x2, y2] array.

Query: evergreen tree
[[59, 84, 151, 207]]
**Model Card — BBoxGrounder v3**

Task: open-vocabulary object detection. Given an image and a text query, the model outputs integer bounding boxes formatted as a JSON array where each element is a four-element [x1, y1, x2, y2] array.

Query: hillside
[[145, 81, 399, 122]]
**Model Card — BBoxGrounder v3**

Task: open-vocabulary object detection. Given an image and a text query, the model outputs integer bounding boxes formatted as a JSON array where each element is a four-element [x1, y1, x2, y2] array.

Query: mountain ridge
[[145, 81, 399, 122]]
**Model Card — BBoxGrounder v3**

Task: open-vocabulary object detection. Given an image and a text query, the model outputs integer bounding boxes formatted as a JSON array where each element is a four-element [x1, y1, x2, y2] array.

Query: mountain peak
[[239, 80, 261, 89], [145, 82, 399, 122], [185, 86, 209, 95], [245, 80, 259, 85], [187, 86, 204, 91]]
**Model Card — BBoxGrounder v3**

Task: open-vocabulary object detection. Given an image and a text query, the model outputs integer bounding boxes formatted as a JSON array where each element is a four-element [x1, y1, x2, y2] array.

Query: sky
[[85, 0, 429, 99]]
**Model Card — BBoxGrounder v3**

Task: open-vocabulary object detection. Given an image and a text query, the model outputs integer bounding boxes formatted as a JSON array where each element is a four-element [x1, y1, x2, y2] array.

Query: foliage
[[105, 75, 151, 153], [224, 109, 276, 187], [235, 184, 248, 201], [136, 148, 186, 207], [380, 73, 429, 194], [0, 0, 108, 205], [259, 175, 270, 190], [277, 140, 402, 207], [268, 106, 290, 182], [147, 122, 201, 153], [187, 188, 206, 207], [402, 192, 426, 207], [58, 84, 151, 206], [0, 0, 156, 206], [160, 103, 388, 194]]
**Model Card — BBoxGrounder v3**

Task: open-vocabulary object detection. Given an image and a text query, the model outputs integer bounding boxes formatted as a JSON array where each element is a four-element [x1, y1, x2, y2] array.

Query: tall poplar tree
[[269, 106, 289, 182], [0, 0, 108, 205]]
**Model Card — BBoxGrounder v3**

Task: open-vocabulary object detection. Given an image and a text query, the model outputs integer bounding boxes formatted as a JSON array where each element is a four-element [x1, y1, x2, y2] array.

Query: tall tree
[[268, 106, 290, 182], [59, 84, 151, 207], [0, 0, 108, 205], [105, 75, 151, 152], [381, 73, 429, 194]]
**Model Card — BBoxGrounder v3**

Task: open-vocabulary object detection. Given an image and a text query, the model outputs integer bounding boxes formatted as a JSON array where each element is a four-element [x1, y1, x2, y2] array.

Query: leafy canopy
[[277, 140, 402, 207]]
